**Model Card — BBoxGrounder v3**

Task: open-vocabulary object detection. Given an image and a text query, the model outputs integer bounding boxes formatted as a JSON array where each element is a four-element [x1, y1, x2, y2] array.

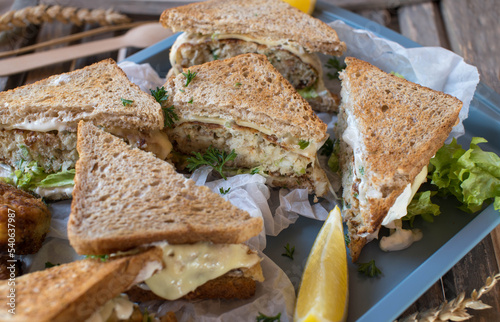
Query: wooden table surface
[[1, 0, 499, 321]]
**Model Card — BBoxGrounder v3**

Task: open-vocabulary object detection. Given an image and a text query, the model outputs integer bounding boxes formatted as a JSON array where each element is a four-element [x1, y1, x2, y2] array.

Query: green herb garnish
[[44, 262, 59, 268], [325, 57, 346, 80], [281, 243, 295, 260], [403, 191, 441, 226], [319, 138, 334, 156], [188, 97, 194, 104], [85, 254, 110, 262], [297, 87, 318, 99], [219, 187, 231, 195], [298, 140, 310, 150], [235, 82, 242, 87], [359, 167, 365, 176], [186, 146, 237, 180], [250, 167, 261, 175], [182, 70, 197, 87], [256, 312, 281, 322], [19, 144, 30, 159], [150, 86, 168, 105], [162, 106, 179, 128], [357, 259, 382, 277], [344, 232, 350, 246], [120, 98, 134, 106]]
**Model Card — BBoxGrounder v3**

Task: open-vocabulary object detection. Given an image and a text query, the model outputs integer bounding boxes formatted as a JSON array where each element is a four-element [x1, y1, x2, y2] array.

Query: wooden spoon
[[0, 22, 172, 76]]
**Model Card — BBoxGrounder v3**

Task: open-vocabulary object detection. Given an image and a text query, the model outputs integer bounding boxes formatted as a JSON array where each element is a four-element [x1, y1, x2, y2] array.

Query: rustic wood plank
[[38, 0, 431, 14], [398, 280, 446, 318], [0, 0, 39, 91], [441, 0, 500, 93], [491, 226, 500, 271], [398, 1, 450, 48], [442, 236, 500, 322], [23, 20, 78, 84]]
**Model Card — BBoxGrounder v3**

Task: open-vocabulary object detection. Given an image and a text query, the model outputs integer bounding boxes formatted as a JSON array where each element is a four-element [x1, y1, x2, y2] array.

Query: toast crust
[[0, 59, 163, 132], [338, 57, 462, 261], [165, 53, 328, 144], [0, 248, 163, 322], [68, 121, 263, 255], [160, 0, 346, 56]]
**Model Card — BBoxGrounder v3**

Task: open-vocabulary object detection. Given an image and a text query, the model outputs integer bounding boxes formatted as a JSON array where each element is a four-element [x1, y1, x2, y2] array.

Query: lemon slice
[[282, 0, 317, 15], [294, 206, 348, 322]]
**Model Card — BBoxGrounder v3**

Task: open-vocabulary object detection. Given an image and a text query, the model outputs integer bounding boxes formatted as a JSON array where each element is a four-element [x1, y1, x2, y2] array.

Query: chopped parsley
[[357, 260, 382, 277], [85, 254, 110, 262], [188, 97, 194, 104], [319, 138, 334, 156], [281, 243, 295, 260], [234, 82, 242, 87], [162, 106, 179, 128], [120, 98, 134, 106], [182, 70, 197, 87], [390, 71, 405, 79]]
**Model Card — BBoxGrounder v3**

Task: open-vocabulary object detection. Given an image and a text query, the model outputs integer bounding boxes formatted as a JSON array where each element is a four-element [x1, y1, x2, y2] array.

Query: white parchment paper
[[21, 21, 480, 321]]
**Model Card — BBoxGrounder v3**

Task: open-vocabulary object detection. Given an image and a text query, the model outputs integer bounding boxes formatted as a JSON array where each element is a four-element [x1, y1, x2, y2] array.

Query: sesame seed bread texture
[[160, 0, 346, 56], [165, 53, 327, 144], [0, 248, 163, 322], [0, 59, 163, 132], [68, 121, 263, 255], [338, 57, 462, 261]]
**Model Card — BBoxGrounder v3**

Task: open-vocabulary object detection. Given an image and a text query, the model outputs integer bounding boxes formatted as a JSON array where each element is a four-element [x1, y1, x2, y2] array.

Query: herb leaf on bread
[[186, 146, 237, 180]]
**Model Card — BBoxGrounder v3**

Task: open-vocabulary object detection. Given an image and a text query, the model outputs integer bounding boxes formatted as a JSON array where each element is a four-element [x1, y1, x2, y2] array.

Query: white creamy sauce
[[131, 260, 163, 285], [379, 220, 423, 252], [85, 294, 134, 322], [3, 118, 71, 132], [145, 242, 261, 300], [33, 185, 73, 199], [0, 163, 13, 178]]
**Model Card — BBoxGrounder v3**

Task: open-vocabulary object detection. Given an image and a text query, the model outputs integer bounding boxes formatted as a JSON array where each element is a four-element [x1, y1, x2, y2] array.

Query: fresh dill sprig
[[281, 243, 295, 260], [325, 57, 346, 80], [234, 82, 242, 87], [298, 140, 310, 150], [256, 312, 281, 322], [120, 98, 134, 106], [182, 70, 197, 87], [186, 146, 237, 180], [219, 187, 231, 195], [357, 259, 382, 277], [162, 106, 179, 128], [188, 97, 194, 104], [150, 86, 169, 105]]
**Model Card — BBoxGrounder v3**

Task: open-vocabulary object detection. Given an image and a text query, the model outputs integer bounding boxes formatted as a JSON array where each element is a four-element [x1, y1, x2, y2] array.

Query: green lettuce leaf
[[37, 169, 76, 188], [428, 137, 500, 213], [297, 87, 318, 99], [404, 191, 441, 226]]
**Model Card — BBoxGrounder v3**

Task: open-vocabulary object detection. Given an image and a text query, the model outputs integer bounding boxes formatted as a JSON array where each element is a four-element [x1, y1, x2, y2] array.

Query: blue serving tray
[[125, 2, 500, 321]]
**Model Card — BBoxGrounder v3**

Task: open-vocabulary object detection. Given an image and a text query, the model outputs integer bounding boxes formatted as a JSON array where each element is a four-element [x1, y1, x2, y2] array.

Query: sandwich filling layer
[[167, 121, 329, 196], [145, 242, 262, 300]]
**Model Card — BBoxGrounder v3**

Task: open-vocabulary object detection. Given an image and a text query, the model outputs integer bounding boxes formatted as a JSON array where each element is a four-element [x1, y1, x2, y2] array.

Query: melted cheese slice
[[145, 242, 261, 300]]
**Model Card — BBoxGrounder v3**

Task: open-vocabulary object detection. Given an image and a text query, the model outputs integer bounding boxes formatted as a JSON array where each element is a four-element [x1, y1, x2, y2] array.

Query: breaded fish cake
[[0, 182, 50, 254]]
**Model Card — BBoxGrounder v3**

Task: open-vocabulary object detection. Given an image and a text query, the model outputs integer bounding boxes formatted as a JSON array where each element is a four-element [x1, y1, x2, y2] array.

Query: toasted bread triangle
[[68, 121, 263, 255], [0, 59, 163, 131], [0, 248, 163, 322], [160, 0, 346, 56], [337, 57, 462, 261], [165, 53, 327, 144]]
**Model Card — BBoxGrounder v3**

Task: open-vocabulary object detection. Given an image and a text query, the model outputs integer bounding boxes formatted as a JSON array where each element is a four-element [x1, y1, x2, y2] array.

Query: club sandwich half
[[336, 57, 463, 261], [164, 53, 331, 197], [0, 248, 165, 321], [0, 59, 171, 200], [161, 0, 346, 112], [68, 121, 264, 301]]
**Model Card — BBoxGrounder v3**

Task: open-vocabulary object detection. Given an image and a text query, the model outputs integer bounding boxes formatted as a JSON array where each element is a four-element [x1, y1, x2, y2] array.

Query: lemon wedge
[[282, 0, 316, 15], [294, 206, 348, 322]]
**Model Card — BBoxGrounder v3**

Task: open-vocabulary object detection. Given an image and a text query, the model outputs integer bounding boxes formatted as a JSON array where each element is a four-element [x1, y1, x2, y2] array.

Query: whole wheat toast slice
[[0, 59, 163, 132], [160, 0, 346, 56], [0, 248, 163, 322], [337, 57, 462, 261], [165, 53, 327, 147], [68, 121, 263, 255]]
